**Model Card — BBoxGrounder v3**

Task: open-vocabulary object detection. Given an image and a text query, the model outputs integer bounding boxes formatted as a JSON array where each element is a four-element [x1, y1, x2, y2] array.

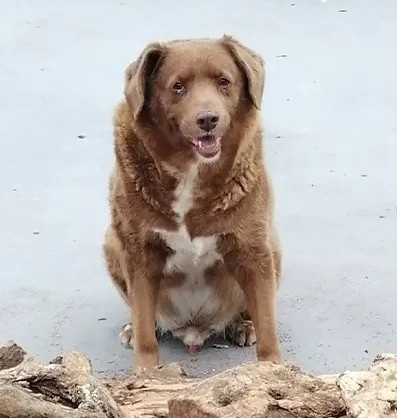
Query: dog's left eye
[[218, 77, 231, 88], [172, 82, 184, 94]]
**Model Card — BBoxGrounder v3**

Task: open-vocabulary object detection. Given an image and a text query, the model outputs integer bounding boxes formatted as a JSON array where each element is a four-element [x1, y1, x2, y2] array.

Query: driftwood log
[[0, 341, 396, 418], [0, 341, 123, 418]]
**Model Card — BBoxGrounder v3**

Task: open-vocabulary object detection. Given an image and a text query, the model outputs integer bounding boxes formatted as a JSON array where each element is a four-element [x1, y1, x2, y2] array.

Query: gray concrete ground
[[1, 0, 396, 377]]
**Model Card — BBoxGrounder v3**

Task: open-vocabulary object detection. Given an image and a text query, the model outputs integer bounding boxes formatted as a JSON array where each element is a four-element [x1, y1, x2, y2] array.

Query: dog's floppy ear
[[222, 35, 265, 109], [124, 43, 164, 120]]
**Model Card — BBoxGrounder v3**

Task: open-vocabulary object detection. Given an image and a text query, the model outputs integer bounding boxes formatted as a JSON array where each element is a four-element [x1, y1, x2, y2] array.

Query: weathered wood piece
[[1, 341, 396, 418], [105, 363, 196, 417], [0, 341, 125, 418], [168, 362, 345, 417], [337, 353, 397, 418]]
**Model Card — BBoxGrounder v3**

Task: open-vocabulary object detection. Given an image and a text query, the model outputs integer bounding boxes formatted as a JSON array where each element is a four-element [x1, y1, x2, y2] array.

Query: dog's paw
[[119, 323, 161, 349], [119, 323, 134, 349], [226, 319, 257, 347]]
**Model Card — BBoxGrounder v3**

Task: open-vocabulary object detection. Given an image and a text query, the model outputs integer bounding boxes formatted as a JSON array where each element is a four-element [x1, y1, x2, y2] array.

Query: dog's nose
[[196, 111, 219, 132]]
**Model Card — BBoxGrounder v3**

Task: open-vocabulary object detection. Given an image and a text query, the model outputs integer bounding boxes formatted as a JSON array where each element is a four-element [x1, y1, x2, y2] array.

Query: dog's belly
[[154, 226, 228, 333]]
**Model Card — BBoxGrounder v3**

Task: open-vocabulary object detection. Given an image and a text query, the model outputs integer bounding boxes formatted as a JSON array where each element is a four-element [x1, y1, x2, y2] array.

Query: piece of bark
[[0, 340, 27, 370], [337, 353, 397, 418], [0, 341, 125, 418], [318, 373, 339, 385], [168, 362, 346, 418], [105, 363, 197, 417]]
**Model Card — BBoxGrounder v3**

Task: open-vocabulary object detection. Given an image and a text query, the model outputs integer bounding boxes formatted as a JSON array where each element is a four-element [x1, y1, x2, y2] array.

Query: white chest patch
[[161, 225, 220, 276], [172, 163, 198, 221], [154, 164, 222, 331]]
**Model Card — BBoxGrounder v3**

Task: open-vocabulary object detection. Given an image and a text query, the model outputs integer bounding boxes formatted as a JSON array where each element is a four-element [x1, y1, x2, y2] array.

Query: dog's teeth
[[198, 140, 216, 150]]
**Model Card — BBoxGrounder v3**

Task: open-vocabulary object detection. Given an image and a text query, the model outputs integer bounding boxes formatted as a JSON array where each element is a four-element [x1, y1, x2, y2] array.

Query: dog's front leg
[[224, 243, 281, 363], [127, 267, 160, 370]]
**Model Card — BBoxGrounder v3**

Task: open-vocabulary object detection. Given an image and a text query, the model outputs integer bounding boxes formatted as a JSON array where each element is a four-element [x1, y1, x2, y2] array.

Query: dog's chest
[[157, 164, 221, 276], [154, 165, 222, 329], [159, 226, 219, 276]]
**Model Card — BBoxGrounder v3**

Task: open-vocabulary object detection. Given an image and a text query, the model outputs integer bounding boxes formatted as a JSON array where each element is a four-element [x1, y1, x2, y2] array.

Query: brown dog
[[104, 35, 282, 370]]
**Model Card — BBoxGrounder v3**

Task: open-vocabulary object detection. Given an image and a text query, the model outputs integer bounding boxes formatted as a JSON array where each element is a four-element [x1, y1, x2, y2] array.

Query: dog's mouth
[[190, 134, 221, 159]]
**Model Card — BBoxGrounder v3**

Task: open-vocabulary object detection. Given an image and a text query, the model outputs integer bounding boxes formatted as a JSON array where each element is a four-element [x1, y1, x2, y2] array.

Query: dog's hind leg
[[104, 226, 136, 348], [104, 227, 161, 351], [119, 322, 161, 349], [225, 311, 257, 347], [103, 226, 129, 304]]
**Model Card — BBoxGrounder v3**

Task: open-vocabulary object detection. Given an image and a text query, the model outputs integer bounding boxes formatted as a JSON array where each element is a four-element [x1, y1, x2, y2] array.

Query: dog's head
[[124, 36, 264, 165]]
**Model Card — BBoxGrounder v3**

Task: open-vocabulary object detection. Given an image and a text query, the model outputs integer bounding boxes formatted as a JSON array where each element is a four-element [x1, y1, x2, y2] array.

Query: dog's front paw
[[119, 323, 134, 349], [226, 319, 257, 347], [257, 349, 282, 363]]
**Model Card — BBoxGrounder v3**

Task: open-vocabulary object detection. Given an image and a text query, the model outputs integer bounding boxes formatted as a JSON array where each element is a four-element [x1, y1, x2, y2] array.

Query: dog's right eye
[[172, 82, 184, 94], [218, 77, 231, 88]]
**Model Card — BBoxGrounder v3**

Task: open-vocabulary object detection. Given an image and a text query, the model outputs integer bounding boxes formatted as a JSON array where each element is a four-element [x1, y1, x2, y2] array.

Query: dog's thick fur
[[104, 36, 282, 369]]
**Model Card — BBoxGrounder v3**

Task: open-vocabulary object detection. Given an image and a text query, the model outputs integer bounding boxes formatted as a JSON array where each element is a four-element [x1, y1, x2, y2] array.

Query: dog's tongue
[[188, 345, 198, 355], [197, 137, 221, 157]]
